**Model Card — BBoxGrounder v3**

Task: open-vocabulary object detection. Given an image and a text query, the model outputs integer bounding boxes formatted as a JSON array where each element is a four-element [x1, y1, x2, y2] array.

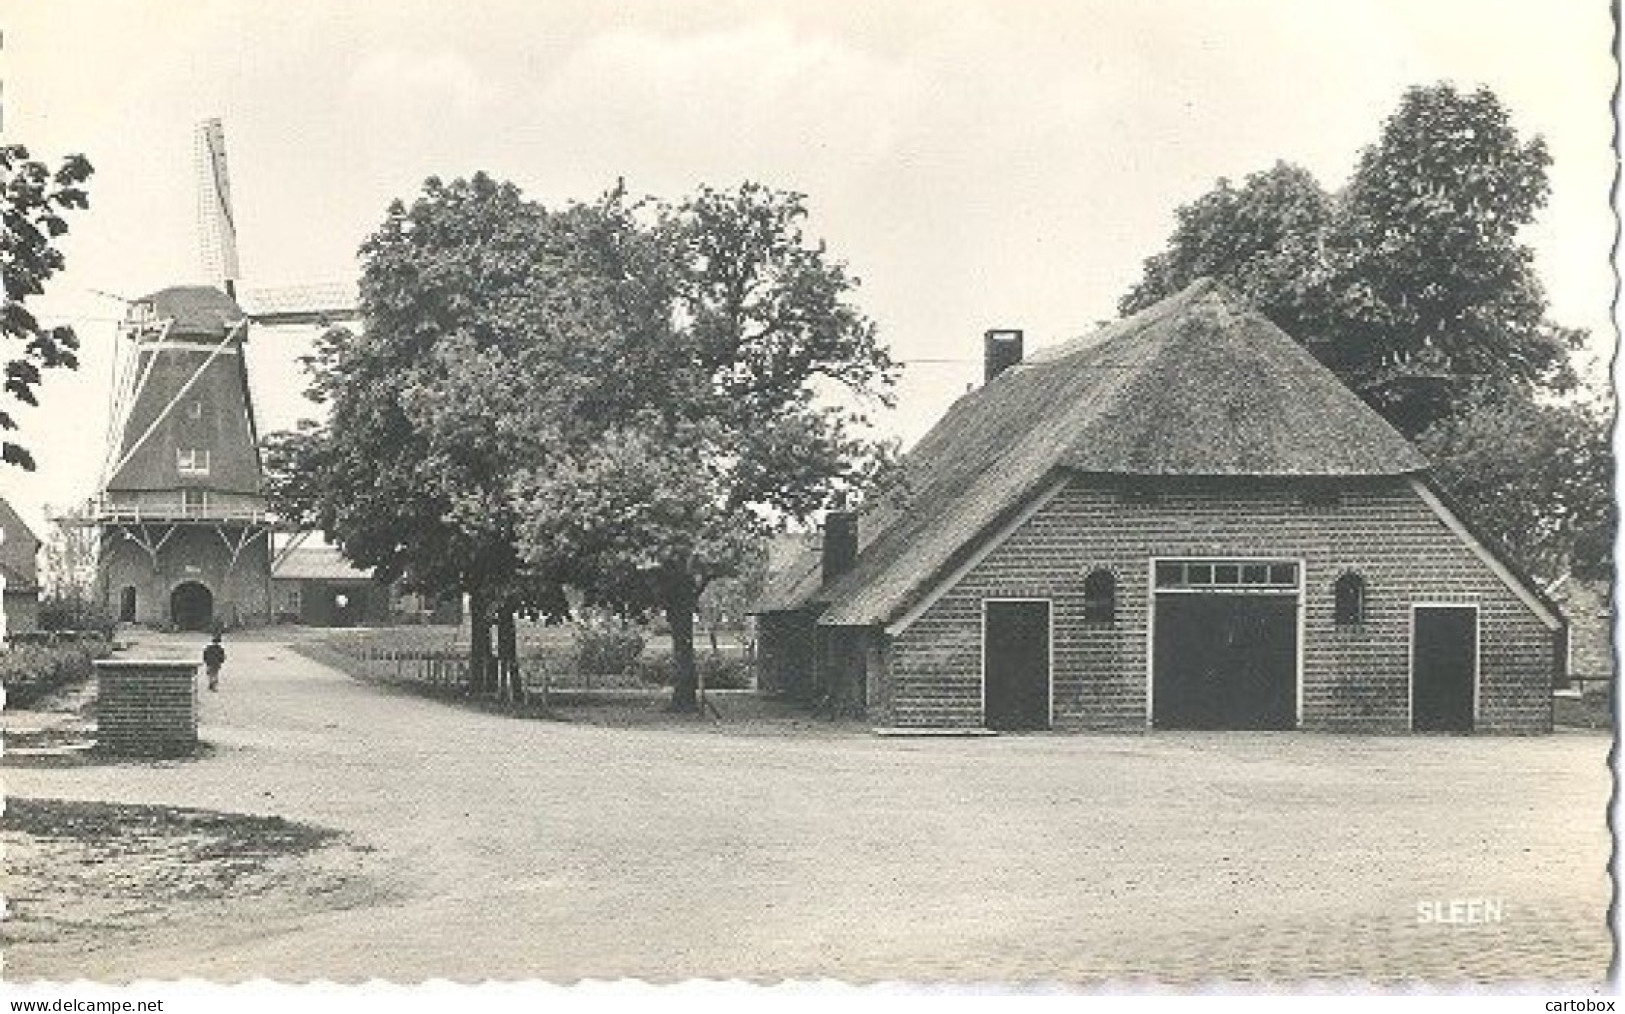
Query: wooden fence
[[344, 645, 651, 695]]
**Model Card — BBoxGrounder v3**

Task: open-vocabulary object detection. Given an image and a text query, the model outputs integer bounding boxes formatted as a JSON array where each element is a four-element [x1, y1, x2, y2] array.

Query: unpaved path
[[3, 630, 1611, 984]]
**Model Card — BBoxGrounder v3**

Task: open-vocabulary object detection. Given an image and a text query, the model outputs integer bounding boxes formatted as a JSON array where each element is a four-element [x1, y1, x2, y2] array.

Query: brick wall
[[95, 660, 199, 756], [887, 476, 1557, 733], [101, 525, 272, 628]]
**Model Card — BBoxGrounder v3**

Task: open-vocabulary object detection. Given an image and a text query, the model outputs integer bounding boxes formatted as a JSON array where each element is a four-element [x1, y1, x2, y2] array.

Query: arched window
[[1083, 569, 1116, 625], [1333, 572, 1366, 626]]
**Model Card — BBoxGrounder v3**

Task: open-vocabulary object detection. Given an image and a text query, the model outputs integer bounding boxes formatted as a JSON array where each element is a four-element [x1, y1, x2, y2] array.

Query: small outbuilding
[[0, 497, 42, 635], [754, 280, 1565, 733], [271, 543, 392, 627]]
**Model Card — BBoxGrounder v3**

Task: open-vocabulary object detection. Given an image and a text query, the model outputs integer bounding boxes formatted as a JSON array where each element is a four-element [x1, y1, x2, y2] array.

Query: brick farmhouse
[[753, 279, 1565, 733]]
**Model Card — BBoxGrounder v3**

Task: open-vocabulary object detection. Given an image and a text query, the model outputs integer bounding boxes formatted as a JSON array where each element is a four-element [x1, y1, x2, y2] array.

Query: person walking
[[203, 632, 226, 691]]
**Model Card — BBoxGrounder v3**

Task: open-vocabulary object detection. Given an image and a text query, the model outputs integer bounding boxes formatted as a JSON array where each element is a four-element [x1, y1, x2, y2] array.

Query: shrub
[[572, 624, 645, 676], [0, 639, 111, 709], [633, 651, 674, 686], [698, 652, 753, 690], [37, 594, 117, 638], [632, 651, 753, 690]]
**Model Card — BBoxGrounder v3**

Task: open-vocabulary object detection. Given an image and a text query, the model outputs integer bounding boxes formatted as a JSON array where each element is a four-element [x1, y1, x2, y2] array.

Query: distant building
[[754, 280, 1565, 734], [270, 538, 463, 627], [0, 498, 42, 635], [1547, 575, 1614, 688], [271, 543, 393, 627]]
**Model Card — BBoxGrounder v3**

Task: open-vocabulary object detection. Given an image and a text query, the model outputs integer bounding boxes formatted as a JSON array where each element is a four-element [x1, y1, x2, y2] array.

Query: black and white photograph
[[0, 0, 1615, 1005]]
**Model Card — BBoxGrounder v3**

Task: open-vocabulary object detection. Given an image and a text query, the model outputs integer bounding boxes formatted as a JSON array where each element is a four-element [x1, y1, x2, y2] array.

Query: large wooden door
[[984, 600, 1051, 731], [1412, 606, 1476, 732], [1153, 594, 1297, 729], [169, 581, 214, 632]]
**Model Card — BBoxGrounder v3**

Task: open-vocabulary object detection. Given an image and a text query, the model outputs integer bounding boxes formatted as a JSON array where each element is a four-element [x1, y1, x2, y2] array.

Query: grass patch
[[1, 797, 375, 972], [2, 797, 338, 857]]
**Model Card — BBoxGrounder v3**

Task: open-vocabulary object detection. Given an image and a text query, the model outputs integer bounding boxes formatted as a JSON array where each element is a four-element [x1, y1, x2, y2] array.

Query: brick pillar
[[94, 659, 199, 757]]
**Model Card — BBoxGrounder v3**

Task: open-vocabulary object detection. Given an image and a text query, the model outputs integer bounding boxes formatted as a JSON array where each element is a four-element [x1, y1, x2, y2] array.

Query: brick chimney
[[822, 510, 858, 586], [984, 328, 1024, 383]]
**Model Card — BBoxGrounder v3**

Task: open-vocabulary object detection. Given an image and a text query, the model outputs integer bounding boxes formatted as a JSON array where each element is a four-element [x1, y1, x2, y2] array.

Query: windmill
[[80, 118, 360, 630]]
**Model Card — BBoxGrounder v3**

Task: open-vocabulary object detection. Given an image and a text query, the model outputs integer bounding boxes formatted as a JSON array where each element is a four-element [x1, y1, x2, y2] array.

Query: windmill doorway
[[170, 582, 214, 631]]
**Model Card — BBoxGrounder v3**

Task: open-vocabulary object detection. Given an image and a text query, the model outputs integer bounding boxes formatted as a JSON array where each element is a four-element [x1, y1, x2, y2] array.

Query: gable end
[[1408, 477, 1563, 631]]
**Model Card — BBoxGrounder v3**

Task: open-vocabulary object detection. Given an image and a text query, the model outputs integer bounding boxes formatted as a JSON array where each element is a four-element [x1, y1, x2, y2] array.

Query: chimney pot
[[983, 328, 1024, 383], [822, 510, 858, 585]]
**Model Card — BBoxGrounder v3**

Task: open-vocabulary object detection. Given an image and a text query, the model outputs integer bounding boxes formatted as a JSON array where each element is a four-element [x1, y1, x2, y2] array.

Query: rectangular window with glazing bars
[[1154, 559, 1298, 590], [177, 448, 211, 475]]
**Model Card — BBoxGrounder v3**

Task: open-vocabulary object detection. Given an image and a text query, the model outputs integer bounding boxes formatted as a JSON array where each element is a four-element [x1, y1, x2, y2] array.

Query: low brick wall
[[95, 659, 199, 757]]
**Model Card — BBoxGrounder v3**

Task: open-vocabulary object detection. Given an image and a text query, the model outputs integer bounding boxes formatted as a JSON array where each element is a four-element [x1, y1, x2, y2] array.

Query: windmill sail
[[195, 118, 241, 291]]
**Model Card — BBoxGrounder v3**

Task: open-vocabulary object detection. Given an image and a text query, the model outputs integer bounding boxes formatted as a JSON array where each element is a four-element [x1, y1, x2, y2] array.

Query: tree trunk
[[496, 607, 519, 702], [468, 588, 492, 693], [665, 580, 700, 713]]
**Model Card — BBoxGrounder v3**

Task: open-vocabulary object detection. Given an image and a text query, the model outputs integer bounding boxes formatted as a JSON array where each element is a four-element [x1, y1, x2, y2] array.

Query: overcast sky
[[1, 0, 1615, 536]]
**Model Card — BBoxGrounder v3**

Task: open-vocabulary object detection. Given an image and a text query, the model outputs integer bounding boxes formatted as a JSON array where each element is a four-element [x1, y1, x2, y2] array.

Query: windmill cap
[[132, 286, 246, 337]]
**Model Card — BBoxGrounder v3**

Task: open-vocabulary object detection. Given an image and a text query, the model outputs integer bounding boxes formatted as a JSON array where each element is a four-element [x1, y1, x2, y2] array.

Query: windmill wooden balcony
[[68, 494, 283, 528]]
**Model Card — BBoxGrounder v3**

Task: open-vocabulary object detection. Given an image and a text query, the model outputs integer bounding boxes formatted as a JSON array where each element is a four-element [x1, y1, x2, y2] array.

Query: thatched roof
[[758, 279, 1429, 626], [140, 286, 245, 337], [107, 286, 261, 495]]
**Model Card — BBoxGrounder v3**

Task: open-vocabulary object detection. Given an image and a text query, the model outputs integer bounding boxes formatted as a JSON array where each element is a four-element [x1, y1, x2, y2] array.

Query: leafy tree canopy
[[263, 174, 586, 697], [1122, 83, 1577, 437], [265, 177, 894, 709], [511, 183, 897, 710], [1415, 392, 1612, 583], [1, 146, 93, 469]]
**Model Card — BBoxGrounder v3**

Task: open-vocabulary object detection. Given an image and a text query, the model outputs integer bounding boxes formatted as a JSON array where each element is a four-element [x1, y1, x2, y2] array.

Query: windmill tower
[[86, 118, 357, 630]]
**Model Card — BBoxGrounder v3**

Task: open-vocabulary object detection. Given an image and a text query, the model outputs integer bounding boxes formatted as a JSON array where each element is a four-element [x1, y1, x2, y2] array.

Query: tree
[[266, 174, 580, 697], [39, 502, 98, 600], [1122, 84, 1577, 437], [1120, 161, 1336, 343], [2, 146, 93, 469], [1415, 393, 1612, 583], [512, 183, 896, 712]]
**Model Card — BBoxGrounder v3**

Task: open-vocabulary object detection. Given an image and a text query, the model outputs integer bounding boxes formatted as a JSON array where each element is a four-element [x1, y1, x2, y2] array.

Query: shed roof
[[272, 545, 377, 583], [759, 279, 1430, 626], [0, 497, 40, 589]]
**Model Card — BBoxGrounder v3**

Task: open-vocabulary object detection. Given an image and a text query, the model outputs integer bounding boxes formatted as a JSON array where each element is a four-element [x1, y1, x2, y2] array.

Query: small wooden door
[[984, 600, 1051, 731], [1412, 606, 1476, 732]]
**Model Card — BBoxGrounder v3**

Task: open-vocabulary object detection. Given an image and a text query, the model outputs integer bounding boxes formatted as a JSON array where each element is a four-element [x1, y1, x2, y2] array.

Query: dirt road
[[4, 630, 1611, 984]]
